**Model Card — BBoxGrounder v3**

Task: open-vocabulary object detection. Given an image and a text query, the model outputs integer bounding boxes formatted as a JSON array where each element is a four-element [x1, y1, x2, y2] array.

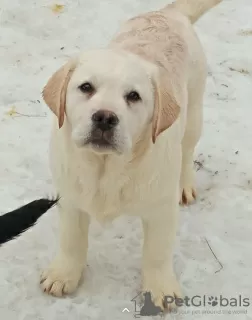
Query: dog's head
[[43, 49, 182, 155]]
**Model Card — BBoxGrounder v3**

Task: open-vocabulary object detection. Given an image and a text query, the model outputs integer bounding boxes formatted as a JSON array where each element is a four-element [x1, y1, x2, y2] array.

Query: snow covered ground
[[0, 0, 252, 319]]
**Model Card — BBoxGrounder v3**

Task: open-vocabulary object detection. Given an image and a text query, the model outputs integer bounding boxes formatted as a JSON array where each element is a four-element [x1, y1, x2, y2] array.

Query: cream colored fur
[[40, 0, 222, 311]]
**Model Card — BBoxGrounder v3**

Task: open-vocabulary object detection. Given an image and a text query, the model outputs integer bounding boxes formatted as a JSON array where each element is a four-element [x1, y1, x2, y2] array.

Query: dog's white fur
[[40, 0, 222, 310]]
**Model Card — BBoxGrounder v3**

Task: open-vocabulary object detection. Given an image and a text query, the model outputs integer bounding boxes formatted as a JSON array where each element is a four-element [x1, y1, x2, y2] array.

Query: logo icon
[[131, 291, 163, 317], [208, 296, 218, 307], [140, 292, 163, 316]]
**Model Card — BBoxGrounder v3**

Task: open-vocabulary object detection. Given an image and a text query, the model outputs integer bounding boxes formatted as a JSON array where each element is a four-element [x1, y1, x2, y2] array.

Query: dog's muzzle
[[87, 110, 119, 149]]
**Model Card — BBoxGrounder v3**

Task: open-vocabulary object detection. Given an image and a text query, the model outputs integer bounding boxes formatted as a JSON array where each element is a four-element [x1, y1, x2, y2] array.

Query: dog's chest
[[74, 157, 153, 222]]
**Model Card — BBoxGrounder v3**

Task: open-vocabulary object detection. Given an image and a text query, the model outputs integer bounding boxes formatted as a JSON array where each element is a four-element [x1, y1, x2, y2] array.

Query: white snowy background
[[0, 0, 252, 319]]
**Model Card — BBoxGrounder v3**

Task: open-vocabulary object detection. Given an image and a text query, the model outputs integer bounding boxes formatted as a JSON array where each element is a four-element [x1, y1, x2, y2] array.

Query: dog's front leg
[[141, 200, 181, 312], [40, 202, 90, 297]]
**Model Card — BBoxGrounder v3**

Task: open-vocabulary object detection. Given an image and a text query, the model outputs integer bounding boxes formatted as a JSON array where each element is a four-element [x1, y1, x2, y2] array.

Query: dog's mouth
[[85, 128, 117, 152]]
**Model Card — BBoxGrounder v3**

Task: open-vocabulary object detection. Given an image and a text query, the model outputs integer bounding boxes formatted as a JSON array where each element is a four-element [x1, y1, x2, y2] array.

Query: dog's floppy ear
[[152, 69, 182, 143], [42, 60, 76, 128]]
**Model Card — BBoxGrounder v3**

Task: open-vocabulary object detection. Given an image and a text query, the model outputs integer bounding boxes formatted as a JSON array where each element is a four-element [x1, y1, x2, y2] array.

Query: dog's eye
[[79, 82, 95, 94], [125, 91, 141, 103]]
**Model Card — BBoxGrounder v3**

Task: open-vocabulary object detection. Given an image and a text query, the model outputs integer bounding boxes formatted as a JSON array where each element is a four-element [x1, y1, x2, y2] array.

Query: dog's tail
[[169, 0, 222, 24], [0, 197, 59, 245]]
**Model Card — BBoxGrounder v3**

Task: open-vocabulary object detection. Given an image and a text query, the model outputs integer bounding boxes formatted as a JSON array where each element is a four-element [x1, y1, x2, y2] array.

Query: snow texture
[[0, 0, 252, 319]]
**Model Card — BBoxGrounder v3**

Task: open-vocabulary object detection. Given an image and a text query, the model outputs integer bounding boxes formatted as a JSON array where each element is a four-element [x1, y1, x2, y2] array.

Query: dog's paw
[[180, 186, 196, 206], [40, 257, 83, 297], [142, 272, 182, 312]]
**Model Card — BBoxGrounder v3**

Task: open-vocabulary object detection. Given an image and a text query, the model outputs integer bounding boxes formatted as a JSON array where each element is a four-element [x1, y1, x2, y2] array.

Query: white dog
[[40, 0, 222, 311]]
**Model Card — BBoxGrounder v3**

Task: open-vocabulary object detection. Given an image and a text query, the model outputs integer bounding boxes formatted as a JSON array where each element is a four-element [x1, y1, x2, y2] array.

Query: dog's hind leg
[[180, 81, 205, 205]]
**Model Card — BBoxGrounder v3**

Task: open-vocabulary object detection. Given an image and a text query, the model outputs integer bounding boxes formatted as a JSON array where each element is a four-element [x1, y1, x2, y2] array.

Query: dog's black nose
[[92, 110, 119, 131]]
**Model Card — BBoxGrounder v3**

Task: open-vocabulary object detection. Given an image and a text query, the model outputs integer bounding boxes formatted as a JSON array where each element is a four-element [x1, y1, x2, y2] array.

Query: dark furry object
[[0, 197, 59, 245]]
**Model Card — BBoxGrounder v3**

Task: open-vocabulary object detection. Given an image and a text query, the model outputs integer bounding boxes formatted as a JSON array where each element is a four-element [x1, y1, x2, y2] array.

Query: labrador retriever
[[40, 0, 222, 310]]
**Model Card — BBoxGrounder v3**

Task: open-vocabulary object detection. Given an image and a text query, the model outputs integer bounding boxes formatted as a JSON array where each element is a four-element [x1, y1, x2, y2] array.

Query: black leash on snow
[[0, 197, 59, 245]]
